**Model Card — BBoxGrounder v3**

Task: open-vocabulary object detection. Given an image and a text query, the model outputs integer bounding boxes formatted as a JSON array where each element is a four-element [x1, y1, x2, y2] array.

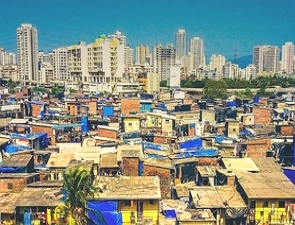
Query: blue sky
[[1, 0, 294, 59]]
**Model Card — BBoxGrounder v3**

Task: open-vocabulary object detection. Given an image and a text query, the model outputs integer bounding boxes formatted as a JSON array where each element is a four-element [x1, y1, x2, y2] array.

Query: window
[[124, 200, 131, 206], [250, 201, 256, 208], [165, 119, 170, 124], [263, 201, 268, 207], [233, 128, 236, 132], [149, 200, 154, 205], [7, 183, 13, 190], [278, 201, 285, 208], [128, 123, 132, 126]]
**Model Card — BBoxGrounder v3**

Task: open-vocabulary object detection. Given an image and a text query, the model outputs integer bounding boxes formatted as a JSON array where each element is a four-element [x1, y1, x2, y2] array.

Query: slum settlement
[[0, 86, 295, 225]]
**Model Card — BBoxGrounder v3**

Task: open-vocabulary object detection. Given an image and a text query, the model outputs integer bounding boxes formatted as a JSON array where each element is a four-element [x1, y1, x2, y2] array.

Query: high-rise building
[[245, 64, 257, 80], [189, 37, 205, 70], [111, 30, 126, 47], [253, 46, 280, 74], [0, 48, 16, 66], [136, 45, 149, 65], [17, 23, 38, 84], [152, 44, 176, 81], [281, 42, 294, 74], [209, 54, 226, 73], [175, 29, 188, 60], [124, 45, 134, 68], [53, 47, 69, 81]]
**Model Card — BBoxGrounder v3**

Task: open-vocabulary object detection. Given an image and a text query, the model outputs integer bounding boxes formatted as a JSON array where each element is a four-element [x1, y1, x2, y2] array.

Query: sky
[[1, 0, 294, 59]]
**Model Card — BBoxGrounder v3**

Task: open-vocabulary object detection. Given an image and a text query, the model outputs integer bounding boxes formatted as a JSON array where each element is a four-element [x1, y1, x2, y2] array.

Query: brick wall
[[0, 175, 39, 192], [121, 99, 140, 115], [188, 125, 195, 136], [97, 127, 117, 139], [198, 157, 219, 166], [252, 107, 271, 125], [144, 165, 171, 198], [242, 138, 271, 158], [31, 104, 43, 118], [153, 136, 175, 145], [122, 157, 139, 176], [31, 125, 53, 136], [89, 101, 97, 116], [281, 125, 294, 136]]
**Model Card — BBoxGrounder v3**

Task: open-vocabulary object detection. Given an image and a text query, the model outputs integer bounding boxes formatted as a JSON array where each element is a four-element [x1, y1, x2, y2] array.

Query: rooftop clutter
[[0, 86, 294, 225]]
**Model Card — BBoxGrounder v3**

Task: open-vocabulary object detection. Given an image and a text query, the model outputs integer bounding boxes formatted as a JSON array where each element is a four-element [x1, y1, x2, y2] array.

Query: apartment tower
[[17, 23, 38, 84], [253, 46, 280, 74], [281, 42, 294, 74], [175, 29, 188, 60]]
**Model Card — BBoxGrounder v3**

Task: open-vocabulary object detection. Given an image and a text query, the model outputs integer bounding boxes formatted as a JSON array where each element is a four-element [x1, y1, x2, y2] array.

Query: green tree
[[203, 79, 227, 100], [160, 80, 167, 87], [55, 166, 105, 225]]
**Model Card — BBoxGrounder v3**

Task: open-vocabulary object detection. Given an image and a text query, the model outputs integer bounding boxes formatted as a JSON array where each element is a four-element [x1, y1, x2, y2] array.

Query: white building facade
[[17, 24, 39, 84]]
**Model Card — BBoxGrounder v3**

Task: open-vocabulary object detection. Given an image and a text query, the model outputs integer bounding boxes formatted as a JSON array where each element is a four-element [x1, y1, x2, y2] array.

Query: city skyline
[[0, 0, 295, 60]]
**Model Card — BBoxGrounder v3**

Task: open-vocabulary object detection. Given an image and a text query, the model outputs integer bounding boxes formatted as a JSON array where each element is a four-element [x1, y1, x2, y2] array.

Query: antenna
[[234, 43, 239, 65]]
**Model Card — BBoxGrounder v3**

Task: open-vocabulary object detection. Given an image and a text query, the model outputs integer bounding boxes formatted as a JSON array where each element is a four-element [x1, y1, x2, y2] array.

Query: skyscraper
[[189, 37, 205, 69], [152, 44, 176, 81], [17, 24, 38, 84], [253, 46, 280, 74], [281, 42, 294, 74], [175, 29, 188, 60], [136, 44, 149, 65]]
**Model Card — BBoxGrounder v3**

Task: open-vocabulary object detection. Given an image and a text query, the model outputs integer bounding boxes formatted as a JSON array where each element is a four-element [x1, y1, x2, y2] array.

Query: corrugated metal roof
[[1, 154, 32, 167], [15, 187, 63, 207], [222, 158, 259, 173], [237, 172, 295, 199], [94, 176, 161, 200], [46, 153, 73, 168], [0, 192, 20, 213]]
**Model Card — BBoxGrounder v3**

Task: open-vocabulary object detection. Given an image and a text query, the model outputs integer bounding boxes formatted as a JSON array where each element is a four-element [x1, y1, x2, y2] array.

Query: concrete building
[[189, 37, 205, 70], [223, 62, 238, 79], [281, 42, 294, 74], [175, 29, 188, 60], [124, 45, 134, 68], [17, 24, 39, 84], [209, 54, 226, 74], [245, 64, 257, 80], [39, 62, 54, 84], [253, 45, 280, 73], [0, 48, 16, 66], [169, 66, 181, 89], [52, 47, 69, 81], [152, 44, 176, 81], [136, 44, 149, 65]]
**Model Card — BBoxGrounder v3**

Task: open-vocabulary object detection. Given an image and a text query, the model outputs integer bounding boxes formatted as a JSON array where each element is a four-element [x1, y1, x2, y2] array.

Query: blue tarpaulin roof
[[52, 123, 82, 129], [170, 149, 218, 159], [10, 132, 47, 140]]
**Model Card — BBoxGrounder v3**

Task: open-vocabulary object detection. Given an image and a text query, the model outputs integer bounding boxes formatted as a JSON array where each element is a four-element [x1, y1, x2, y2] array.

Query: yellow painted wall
[[250, 200, 294, 225], [147, 114, 162, 128], [119, 200, 159, 225], [1, 214, 15, 225], [123, 117, 140, 132]]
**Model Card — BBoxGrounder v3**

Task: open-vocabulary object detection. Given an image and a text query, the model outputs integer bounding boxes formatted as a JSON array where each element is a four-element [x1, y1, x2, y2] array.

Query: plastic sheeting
[[143, 141, 167, 151], [171, 149, 218, 159], [164, 209, 177, 218], [81, 116, 89, 133], [179, 138, 202, 150], [88, 201, 118, 211], [88, 201, 122, 225], [24, 212, 31, 225], [283, 169, 295, 185], [0, 167, 22, 173], [103, 105, 114, 117]]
